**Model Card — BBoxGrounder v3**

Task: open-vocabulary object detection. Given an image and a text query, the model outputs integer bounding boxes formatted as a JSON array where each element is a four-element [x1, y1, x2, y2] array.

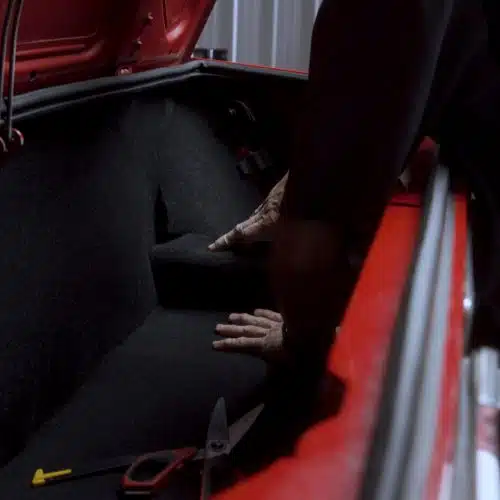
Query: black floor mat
[[0, 308, 266, 500], [151, 233, 272, 311]]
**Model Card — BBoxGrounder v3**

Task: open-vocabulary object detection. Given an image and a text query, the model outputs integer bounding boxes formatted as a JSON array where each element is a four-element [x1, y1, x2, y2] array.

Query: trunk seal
[[8, 61, 307, 124]]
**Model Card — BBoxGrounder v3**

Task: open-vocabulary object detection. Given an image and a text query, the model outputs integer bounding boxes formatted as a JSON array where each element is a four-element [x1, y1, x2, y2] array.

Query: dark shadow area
[[235, 371, 346, 468]]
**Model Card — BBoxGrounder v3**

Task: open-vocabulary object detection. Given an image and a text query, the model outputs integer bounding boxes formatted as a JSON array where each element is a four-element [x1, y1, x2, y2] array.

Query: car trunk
[[0, 2, 473, 497], [0, 62, 319, 496]]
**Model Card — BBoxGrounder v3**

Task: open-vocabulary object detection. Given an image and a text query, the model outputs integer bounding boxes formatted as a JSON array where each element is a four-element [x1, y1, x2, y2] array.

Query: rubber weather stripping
[[5, 0, 24, 141], [0, 0, 24, 147], [0, 0, 17, 114]]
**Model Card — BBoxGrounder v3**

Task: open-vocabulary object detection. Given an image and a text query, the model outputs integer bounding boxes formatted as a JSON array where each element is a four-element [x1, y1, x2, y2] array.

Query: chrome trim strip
[[361, 165, 450, 500], [475, 348, 498, 407], [463, 232, 475, 350], [450, 358, 476, 500], [399, 195, 455, 500]]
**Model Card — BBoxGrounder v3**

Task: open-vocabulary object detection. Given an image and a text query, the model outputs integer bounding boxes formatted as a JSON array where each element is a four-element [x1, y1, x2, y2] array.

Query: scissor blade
[[200, 398, 230, 500], [228, 403, 265, 450], [204, 397, 230, 459]]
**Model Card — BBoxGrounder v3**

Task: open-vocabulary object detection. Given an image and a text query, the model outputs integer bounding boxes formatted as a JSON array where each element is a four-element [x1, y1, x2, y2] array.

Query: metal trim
[[450, 358, 476, 500], [463, 232, 475, 350], [360, 165, 451, 500], [399, 195, 455, 500]]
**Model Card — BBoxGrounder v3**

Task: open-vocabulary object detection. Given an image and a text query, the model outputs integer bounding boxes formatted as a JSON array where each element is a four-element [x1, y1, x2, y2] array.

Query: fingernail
[[208, 244, 215, 250], [215, 324, 223, 331], [213, 340, 222, 348], [228, 313, 239, 320]]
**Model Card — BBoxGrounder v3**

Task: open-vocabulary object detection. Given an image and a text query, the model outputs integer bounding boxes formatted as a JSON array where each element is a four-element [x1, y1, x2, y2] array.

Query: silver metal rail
[[360, 165, 458, 500]]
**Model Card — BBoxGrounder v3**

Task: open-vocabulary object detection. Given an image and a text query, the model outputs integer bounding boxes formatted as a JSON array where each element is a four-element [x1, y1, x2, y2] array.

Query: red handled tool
[[32, 398, 264, 498], [120, 397, 236, 497]]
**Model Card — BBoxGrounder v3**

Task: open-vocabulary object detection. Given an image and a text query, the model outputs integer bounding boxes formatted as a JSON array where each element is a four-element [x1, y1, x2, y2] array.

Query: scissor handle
[[121, 447, 197, 495]]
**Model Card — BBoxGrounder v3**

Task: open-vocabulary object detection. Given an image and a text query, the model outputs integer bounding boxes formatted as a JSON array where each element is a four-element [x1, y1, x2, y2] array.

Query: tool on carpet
[[31, 454, 138, 487], [31, 398, 264, 497]]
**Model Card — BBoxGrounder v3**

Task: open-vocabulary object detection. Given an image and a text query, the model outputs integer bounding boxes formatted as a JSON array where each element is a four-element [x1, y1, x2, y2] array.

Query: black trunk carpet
[[0, 307, 266, 500]]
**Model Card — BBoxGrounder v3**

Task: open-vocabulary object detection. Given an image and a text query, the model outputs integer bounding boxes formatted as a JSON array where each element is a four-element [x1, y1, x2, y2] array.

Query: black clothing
[[284, 0, 500, 346]]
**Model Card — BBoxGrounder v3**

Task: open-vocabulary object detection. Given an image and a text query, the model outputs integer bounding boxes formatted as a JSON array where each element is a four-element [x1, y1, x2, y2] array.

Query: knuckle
[[234, 223, 245, 234], [268, 209, 280, 223]]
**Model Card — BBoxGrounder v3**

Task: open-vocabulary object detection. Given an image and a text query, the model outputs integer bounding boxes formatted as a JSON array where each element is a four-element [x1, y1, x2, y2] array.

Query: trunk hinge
[[0, 0, 25, 158], [115, 10, 155, 76]]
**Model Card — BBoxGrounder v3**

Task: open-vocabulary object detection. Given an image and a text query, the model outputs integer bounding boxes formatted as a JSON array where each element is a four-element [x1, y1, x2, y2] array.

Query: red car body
[[1, 1, 474, 499]]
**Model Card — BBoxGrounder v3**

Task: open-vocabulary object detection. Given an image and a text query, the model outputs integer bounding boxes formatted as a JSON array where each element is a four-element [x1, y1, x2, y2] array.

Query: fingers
[[214, 311, 280, 336], [212, 336, 264, 355], [213, 310, 282, 350], [215, 323, 267, 337], [208, 213, 261, 251], [213, 310, 284, 359], [208, 227, 241, 251], [228, 312, 275, 328], [253, 309, 283, 322], [253, 202, 264, 215], [235, 216, 269, 240]]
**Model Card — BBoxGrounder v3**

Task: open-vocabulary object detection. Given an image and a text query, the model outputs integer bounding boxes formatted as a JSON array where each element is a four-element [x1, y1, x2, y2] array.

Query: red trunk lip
[[1, 0, 217, 94]]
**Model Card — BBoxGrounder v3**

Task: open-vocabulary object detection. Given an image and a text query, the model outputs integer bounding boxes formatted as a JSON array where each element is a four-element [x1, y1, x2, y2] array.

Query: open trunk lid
[[1, 0, 216, 94]]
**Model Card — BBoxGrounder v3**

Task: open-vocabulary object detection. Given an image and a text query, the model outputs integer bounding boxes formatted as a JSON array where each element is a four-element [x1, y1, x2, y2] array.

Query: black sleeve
[[436, 39, 500, 347], [282, 0, 455, 236]]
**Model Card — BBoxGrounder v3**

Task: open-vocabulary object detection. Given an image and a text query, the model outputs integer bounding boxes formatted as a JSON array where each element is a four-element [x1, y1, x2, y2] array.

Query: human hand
[[208, 172, 288, 251], [213, 309, 286, 362]]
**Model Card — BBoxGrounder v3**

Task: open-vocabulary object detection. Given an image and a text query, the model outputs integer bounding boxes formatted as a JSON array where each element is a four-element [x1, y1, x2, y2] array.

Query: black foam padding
[[0, 308, 266, 500], [151, 234, 272, 311]]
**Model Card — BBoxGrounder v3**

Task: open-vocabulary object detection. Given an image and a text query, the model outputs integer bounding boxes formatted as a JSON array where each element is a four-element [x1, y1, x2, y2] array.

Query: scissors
[[122, 397, 251, 497], [32, 398, 263, 498]]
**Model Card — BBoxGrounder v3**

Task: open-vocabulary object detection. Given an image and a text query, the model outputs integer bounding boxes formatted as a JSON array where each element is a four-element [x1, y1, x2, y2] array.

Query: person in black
[[211, 0, 500, 364]]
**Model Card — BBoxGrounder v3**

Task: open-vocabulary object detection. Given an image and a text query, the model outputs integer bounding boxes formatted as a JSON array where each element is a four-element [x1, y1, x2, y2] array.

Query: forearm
[[271, 220, 351, 358]]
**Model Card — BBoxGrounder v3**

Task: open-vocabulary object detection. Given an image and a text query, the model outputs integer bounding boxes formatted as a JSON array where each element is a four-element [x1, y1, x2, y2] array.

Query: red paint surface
[[0, 0, 216, 93], [425, 195, 467, 500], [0, 0, 301, 96], [391, 193, 421, 206], [191, 58, 308, 76], [216, 199, 422, 500]]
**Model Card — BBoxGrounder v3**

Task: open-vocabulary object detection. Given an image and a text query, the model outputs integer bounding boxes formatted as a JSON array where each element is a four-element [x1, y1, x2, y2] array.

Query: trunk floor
[[0, 307, 268, 500]]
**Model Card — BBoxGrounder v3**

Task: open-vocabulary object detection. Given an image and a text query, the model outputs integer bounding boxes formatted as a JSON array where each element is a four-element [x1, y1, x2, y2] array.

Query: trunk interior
[[0, 65, 331, 499]]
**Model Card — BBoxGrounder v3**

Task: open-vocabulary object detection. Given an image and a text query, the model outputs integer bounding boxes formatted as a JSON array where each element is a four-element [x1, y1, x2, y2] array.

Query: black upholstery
[[0, 85, 269, 478], [0, 308, 266, 500], [151, 233, 272, 311]]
